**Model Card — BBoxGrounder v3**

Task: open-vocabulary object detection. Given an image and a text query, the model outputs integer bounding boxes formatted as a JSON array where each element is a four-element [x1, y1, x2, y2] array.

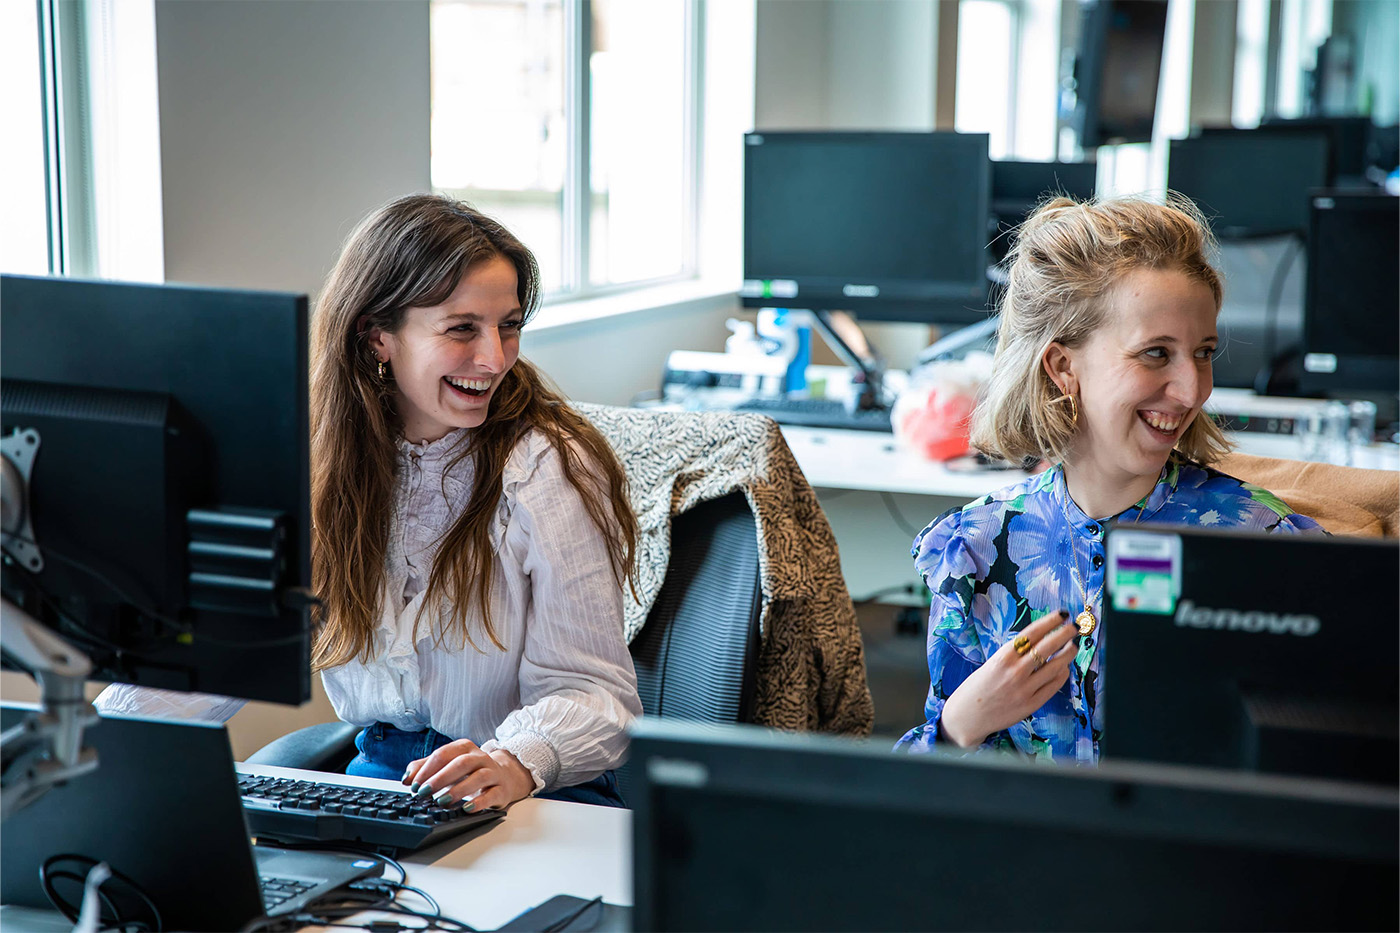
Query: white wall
[[155, 0, 432, 297], [755, 0, 938, 131]]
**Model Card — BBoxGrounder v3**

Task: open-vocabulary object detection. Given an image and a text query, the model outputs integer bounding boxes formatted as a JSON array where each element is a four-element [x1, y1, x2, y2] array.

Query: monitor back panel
[[1102, 526, 1398, 781], [630, 720, 1398, 932]]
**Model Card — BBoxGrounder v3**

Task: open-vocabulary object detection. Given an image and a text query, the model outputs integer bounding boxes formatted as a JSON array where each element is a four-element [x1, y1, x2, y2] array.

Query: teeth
[[447, 376, 492, 392], [1142, 412, 1181, 433]]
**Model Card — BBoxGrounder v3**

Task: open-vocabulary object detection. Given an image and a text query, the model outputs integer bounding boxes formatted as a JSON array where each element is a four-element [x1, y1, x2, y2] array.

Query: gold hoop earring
[[1048, 390, 1078, 427]]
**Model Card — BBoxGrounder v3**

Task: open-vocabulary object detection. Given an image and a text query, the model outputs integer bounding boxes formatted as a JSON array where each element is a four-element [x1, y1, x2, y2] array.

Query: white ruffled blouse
[[95, 427, 641, 794], [319, 427, 641, 793]]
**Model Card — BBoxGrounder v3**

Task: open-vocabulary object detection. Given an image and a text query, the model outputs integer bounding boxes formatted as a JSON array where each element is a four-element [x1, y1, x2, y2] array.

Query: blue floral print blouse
[[895, 456, 1323, 763]]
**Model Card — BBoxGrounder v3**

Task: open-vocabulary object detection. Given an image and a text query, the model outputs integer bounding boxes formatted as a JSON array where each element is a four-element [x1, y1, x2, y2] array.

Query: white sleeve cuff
[[481, 730, 560, 794]]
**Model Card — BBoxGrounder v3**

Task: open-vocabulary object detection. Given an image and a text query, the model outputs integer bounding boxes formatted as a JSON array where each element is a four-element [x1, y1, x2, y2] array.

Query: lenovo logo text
[[1174, 599, 1320, 637]]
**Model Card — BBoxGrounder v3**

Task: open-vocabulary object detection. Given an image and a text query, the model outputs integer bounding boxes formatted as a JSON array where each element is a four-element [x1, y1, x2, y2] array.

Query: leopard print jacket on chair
[[576, 403, 874, 736]]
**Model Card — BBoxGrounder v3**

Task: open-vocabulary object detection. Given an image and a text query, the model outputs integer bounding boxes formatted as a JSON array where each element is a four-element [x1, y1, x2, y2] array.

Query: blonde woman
[[896, 196, 1320, 762]]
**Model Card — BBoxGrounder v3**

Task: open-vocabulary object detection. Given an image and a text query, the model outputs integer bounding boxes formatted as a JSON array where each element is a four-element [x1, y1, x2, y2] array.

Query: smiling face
[[1045, 266, 1219, 494], [368, 255, 523, 442]]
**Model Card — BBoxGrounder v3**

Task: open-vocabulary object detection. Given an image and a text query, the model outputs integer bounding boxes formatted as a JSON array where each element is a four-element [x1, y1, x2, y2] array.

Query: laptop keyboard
[[238, 772, 502, 854], [260, 874, 316, 912]]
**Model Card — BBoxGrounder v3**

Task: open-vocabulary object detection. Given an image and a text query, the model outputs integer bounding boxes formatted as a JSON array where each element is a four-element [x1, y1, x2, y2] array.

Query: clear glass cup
[[1298, 400, 1352, 465]]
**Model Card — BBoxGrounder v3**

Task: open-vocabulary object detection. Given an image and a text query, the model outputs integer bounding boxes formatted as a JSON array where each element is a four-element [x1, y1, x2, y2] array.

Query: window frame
[[431, 0, 706, 307]]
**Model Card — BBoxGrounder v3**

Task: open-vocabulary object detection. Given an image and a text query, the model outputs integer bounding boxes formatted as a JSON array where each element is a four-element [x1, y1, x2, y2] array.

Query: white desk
[[784, 424, 1400, 497], [236, 763, 632, 932]]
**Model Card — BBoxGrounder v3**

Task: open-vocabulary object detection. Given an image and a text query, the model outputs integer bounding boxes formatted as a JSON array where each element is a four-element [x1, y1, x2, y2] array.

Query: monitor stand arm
[[0, 599, 99, 822], [810, 311, 886, 410]]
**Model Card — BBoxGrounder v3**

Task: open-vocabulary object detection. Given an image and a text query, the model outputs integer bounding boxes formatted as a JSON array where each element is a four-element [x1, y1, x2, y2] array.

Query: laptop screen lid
[[1, 704, 374, 928]]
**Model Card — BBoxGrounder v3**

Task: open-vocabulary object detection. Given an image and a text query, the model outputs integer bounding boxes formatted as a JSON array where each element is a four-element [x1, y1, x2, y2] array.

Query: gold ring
[[1029, 645, 1048, 669], [1013, 634, 1031, 656]]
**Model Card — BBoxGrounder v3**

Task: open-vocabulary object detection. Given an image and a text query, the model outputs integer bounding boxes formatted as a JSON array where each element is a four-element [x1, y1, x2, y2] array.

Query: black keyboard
[[733, 397, 893, 432], [237, 771, 503, 854]]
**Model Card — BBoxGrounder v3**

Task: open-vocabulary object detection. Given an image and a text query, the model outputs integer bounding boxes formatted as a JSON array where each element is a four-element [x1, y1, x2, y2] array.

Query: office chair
[[244, 491, 764, 774]]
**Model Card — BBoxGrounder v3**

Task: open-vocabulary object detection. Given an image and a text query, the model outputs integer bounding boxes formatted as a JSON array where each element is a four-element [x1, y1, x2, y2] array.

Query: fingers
[[1029, 661, 1073, 708], [404, 739, 491, 798], [1035, 616, 1078, 661], [434, 762, 503, 809], [1006, 611, 1073, 671], [1023, 609, 1070, 640]]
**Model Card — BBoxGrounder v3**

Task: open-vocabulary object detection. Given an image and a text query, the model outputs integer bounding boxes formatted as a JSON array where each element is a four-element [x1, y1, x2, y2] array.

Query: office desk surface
[[786, 424, 1400, 496], [1, 765, 632, 933], [393, 791, 631, 930], [238, 763, 632, 932]]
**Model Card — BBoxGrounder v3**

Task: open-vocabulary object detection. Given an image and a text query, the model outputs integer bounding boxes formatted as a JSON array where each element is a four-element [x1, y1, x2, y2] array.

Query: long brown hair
[[309, 193, 637, 670]]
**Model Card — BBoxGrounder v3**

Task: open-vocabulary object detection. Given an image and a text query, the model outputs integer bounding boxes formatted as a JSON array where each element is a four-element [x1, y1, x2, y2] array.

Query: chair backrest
[[628, 491, 762, 723]]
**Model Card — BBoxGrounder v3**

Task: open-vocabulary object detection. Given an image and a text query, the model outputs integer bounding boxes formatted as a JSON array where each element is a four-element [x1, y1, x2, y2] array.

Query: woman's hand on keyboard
[[402, 739, 535, 812]]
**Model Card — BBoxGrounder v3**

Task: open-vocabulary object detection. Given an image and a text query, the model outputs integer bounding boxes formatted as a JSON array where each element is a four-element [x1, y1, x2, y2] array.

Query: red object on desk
[[896, 388, 977, 461]]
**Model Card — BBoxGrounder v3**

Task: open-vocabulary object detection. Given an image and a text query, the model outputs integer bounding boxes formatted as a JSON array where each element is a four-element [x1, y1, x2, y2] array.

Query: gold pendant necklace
[[1059, 464, 1173, 638], [1059, 476, 1103, 636]]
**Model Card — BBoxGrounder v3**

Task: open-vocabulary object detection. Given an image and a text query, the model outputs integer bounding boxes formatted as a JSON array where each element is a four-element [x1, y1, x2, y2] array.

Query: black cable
[[40, 853, 164, 931], [1253, 234, 1304, 396], [880, 491, 925, 540], [5, 534, 309, 649], [384, 881, 442, 917], [239, 843, 473, 933], [7, 534, 180, 632]]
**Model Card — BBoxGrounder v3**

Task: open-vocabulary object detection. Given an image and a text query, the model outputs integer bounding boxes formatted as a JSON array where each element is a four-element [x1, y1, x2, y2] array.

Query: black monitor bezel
[[1167, 127, 1332, 239], [1299, 189, 1400, 397], [741, 130, 993, 327]]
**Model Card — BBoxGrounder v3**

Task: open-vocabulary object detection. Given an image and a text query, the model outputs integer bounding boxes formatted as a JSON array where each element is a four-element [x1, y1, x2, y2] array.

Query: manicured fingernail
[[461, 801, 475, 812], [413, 783, 434, 799], [1059, 610, 1069, 620], [401, 769, 414, 786], [409, 781, 421, 793], [433, 789, 454, 807]]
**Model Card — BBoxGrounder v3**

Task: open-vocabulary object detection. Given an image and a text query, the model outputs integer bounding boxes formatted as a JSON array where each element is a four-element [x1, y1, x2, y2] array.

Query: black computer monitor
[[988, 159, 1098, 262], [1167, 128, 1331, 238], [630, 719, 1398, 932], [1263, 114, 1375, 185], [0, 274, 312, 704], [1102, 524, 1398, 785], [1071, 0, 1169, 147], [740, 131, 992, 327], [1298, 190, 1400, 401]]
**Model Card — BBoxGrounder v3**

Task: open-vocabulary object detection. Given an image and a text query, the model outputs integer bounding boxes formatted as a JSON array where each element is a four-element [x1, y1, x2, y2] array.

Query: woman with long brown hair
[[309, 193, 640, 809]]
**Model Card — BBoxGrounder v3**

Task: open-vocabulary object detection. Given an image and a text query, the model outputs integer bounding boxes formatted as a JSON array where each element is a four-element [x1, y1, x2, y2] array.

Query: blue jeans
[[347, 722, 625, 808]]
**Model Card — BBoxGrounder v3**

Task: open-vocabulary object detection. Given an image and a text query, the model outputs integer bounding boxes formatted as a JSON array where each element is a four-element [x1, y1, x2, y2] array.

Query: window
[[3, 0, 162, 281], [430, 0, 698, 299], [2, 0, 54, 275], [955, 0, 1016, 159], [954, 0, 1061, 162]]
